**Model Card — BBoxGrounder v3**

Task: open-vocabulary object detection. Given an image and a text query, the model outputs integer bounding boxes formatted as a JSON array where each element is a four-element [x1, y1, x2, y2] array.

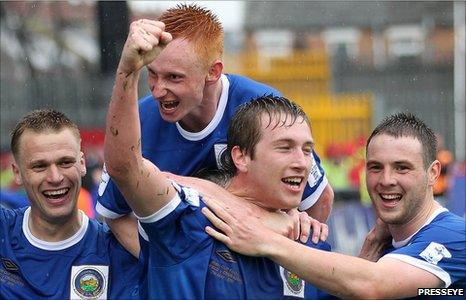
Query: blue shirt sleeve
[[95, 165, 132, 219], [299, 150, 329, 211]]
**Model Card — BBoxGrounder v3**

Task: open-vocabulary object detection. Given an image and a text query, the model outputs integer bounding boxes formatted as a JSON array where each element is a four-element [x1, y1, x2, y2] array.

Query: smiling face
[[12, 128, 86, 224], [147, 38, 209, 126], [365, 134, 439, 225], [243, 113, 313, 210]]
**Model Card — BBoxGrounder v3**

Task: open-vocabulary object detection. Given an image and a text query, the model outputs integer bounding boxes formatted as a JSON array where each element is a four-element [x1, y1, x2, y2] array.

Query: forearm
[[106, 215, 140, 258], [104, 70, 141, 176], [265, 233, 384, 298]]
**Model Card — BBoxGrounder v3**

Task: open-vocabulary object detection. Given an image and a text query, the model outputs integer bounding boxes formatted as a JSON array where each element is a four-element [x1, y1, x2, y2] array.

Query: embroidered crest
[[71, 265, 108, 300], [420, 242, 452, 265], [280, 266, 305, 298], [214, 143, 227, 168]]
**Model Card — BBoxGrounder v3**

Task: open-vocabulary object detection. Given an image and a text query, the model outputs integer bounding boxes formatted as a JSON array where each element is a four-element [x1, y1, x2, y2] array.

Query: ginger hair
[[159, 3, 224, 68]]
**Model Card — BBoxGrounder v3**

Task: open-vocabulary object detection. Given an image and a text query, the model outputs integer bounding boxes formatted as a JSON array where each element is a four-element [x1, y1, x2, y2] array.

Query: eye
[[367, 164, 381, 172], [59, 160, 75, 168], [395, 165, 410, 172], [147, 68, 156, 76], [169, 74, 182, 81], [277, 146, 291, 152], [32, 164, 46, 172], [302, 147, 312, 156]]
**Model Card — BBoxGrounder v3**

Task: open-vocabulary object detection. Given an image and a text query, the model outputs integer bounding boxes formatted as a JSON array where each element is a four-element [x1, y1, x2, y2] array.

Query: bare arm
[[104, 19, 175, 217], [106, 215, 140, 258], [305, 182, 333, 223], [201, 197, 442, 299], [164, 172, 328, 243]]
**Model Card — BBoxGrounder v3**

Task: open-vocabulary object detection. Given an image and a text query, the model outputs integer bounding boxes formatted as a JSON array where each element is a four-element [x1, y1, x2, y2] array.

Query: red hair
[[159, 3, 224, 68]]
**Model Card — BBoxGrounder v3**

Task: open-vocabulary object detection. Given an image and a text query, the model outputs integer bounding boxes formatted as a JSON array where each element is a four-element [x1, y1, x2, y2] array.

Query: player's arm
[[165, 172, 327, 243], [104, 19, 175, 217], [105, 215, 140, 258], [304, 182, 333, 223], [201, 197, 443, 299]]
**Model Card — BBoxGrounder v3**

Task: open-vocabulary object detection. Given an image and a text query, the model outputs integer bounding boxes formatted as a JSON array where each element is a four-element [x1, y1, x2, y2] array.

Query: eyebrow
[[366, 159, 413, 165], [273, 138, 314, 147]]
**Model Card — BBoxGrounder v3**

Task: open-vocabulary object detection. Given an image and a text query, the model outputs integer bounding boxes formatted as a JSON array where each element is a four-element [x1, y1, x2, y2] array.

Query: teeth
[[380, 194, 401, 200], [43, 188, 68, 197], [161, 101, 179, 110], [282, 177, 302, 186]]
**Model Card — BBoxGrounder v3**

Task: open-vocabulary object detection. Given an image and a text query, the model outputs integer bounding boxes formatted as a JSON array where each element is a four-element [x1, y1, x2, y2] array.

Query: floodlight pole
[[454, 1, 465, 162]]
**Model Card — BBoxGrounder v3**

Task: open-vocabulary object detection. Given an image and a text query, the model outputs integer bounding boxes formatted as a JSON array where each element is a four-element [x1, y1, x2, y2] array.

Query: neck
[[28, 210, 83, 242], [179, 77, 223, 132], [227, 176, 275, 212], [389, 197, 441, 242]]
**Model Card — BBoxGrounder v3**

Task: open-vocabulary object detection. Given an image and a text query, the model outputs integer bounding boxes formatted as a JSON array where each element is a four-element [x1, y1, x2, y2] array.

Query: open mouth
[[43, 188, 70, 200], [160, 100, 180, 111], [379, 193, 402, 207], [281, 177, 303, 190]]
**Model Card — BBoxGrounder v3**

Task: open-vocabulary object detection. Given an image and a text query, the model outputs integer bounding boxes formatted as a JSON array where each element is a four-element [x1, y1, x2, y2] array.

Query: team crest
[[280, 266, 305, 298], [214, 143, 227, 168], [71, 265, 108, 299], [420, 242, 452, 265]]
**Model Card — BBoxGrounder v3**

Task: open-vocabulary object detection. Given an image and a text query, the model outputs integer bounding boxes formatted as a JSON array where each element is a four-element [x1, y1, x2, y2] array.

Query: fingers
[[298, 212, 310, 243], [205, 225, 230, 244], [201, 206, 234, 237], [309, 217, 329, 244]]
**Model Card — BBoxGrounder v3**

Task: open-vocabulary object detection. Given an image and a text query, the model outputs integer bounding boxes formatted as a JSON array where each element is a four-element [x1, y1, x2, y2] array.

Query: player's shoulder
[[416, 211, 465, 244], [225, 73, 281, 98], [427, 211, 465, 234], [1, 206, 27, 227]]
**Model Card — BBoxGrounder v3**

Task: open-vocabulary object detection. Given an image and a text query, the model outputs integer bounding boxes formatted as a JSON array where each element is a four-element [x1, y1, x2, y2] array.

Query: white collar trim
[[22, 207, 89, 251], [176, 74, 229, 141], [392, 207, 448, 248]]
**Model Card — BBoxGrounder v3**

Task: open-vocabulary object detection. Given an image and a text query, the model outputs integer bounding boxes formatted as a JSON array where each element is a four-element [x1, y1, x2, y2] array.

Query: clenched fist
[[118, 19, 173, 74]]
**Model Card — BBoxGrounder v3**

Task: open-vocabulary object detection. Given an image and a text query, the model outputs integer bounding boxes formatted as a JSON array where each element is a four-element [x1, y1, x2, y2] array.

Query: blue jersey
[[96, 74, 328, 219], [136, 182, 331, 299], [0, 207, 141, 299], [383, 208, 466, 291]]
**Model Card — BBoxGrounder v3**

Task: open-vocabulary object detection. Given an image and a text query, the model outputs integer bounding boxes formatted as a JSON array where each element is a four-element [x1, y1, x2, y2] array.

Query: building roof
[[244, 1, 454, 31]]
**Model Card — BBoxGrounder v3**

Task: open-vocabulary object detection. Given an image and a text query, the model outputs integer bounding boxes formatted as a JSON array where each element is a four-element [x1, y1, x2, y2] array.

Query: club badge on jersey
[[420, 242, 452, 265], [280, 266, 305, 298], [70, 265, 108, 300], [214, 143, 227, 168]]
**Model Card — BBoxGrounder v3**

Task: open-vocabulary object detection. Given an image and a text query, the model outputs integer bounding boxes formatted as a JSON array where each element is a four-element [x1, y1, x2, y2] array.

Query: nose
[[379, 169, 396, 187], [150, 77, 168, 99], [46, 164, 64, 184], [291, 149, 309, 171]]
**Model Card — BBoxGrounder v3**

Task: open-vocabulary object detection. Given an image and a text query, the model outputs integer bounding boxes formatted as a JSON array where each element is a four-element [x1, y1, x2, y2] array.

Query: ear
[[12, 162, 23, 186], [79, 151, 87, 177], [205, 60, 223, 84], [231, 146, 250, 173], [427, 159, 441, 186]]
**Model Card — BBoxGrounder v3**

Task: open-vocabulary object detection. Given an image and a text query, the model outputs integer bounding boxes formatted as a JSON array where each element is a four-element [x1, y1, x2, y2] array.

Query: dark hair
[[223, 95, 310, 176], [366, 112, 437, 168], [10, 109, 80, 159]]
